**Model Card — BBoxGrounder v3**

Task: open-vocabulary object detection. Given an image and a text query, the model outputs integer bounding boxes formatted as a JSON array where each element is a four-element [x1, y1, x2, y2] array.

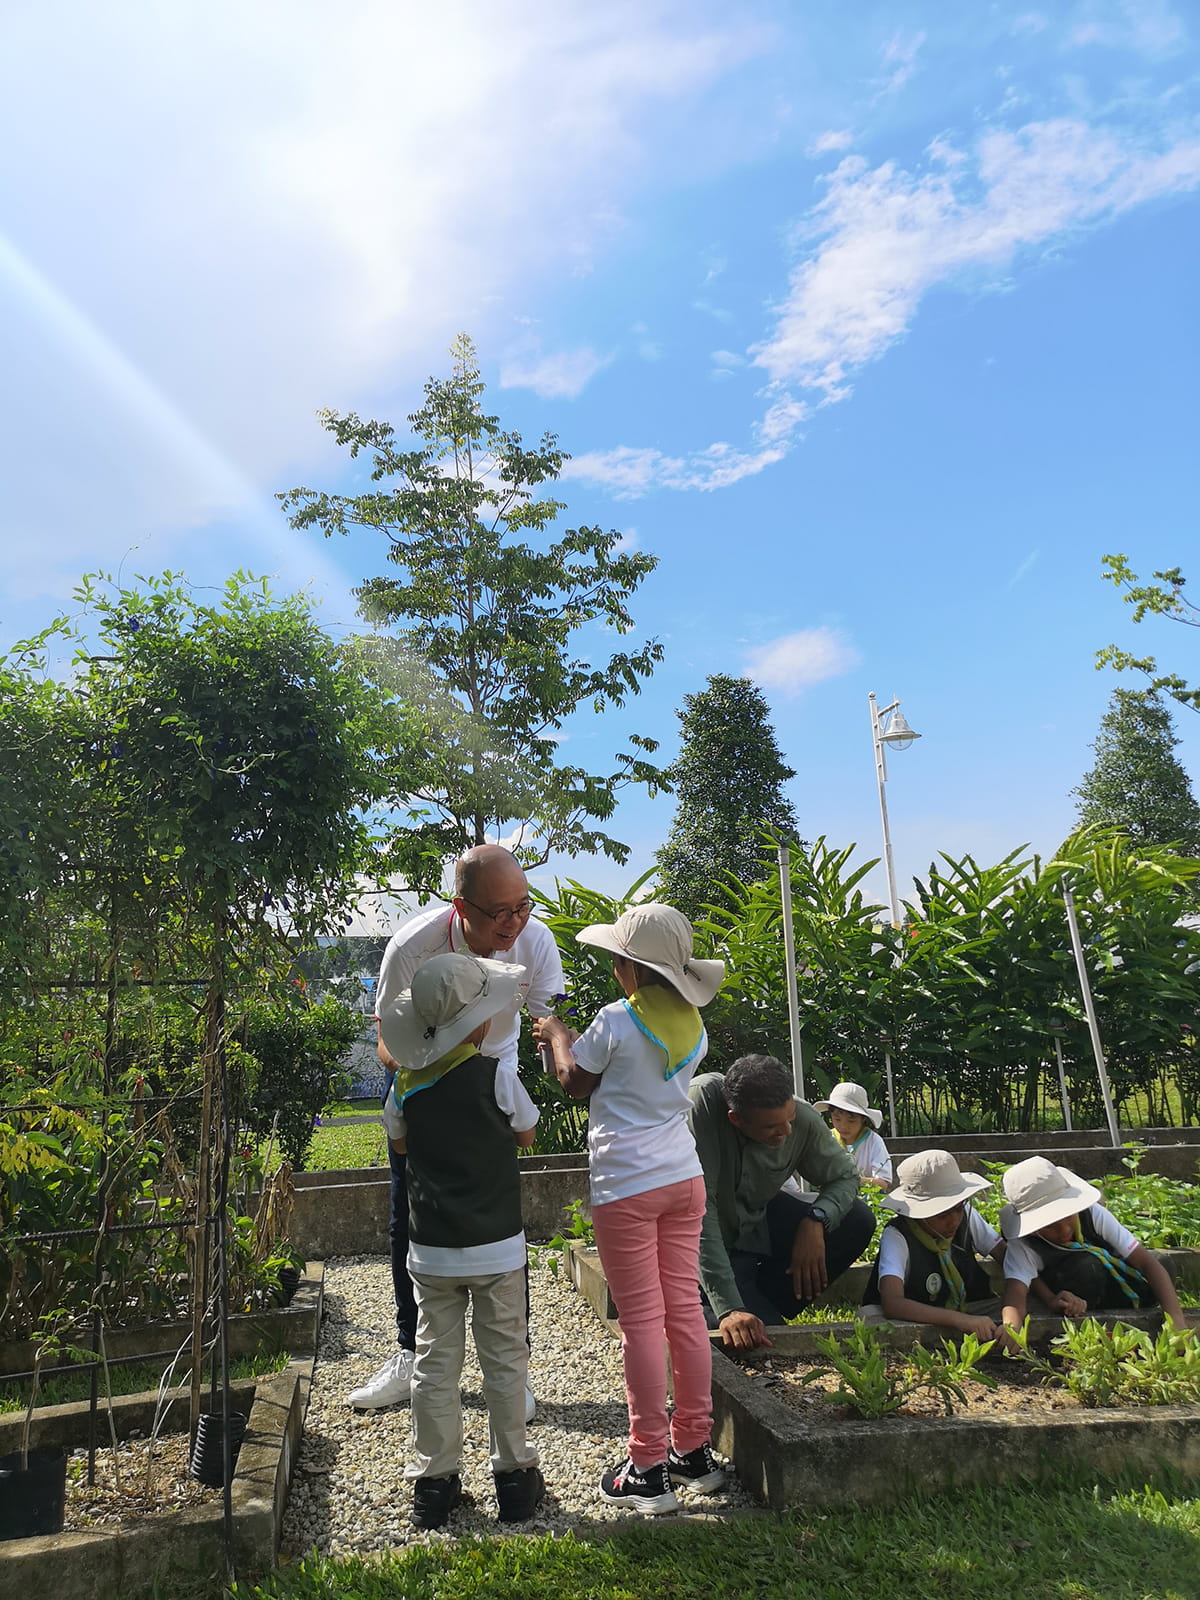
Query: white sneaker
[[525, 1384, 536, 1424], [348, 1348, 415, 1409]]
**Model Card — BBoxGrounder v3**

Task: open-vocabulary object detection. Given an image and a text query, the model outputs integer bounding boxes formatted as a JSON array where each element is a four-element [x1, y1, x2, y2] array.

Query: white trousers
[[407, 1265, 537, 1481]]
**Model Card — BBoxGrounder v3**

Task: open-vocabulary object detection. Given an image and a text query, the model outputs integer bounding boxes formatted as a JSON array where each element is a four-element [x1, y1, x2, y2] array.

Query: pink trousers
[[591, 1175, 713, 1470]]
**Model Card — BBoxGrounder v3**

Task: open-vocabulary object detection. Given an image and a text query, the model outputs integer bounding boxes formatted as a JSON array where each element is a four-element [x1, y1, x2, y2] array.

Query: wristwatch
[[808, 1205, 830, 1231]]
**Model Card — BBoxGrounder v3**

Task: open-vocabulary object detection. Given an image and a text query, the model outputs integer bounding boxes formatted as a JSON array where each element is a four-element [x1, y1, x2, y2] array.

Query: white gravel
[[282, 1252, 753, 1553]]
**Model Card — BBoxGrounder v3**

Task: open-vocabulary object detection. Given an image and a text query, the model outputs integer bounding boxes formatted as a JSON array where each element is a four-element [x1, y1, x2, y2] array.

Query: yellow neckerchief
[[624, 987, 704, 1079], [391, 1040, 479, 1114], [909, 1217, 968, 1309], [1054, 1213, 1146, 1306]]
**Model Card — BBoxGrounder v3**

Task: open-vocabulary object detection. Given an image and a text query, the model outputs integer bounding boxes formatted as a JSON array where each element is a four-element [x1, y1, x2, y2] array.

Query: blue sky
[[2, 0, 1198, 910]]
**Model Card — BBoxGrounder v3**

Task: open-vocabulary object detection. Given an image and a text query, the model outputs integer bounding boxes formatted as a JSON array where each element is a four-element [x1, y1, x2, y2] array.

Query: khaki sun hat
[[379, 953, 526, 1073], [883, 1149, 991, 1219], [813, 1081, 883, 1129], [576, 902, 725, 1007], [1000, 1157, 1100, 1238]]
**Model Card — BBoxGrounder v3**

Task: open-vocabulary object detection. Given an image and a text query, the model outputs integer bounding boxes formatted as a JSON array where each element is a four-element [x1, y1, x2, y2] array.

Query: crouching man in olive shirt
[[687, 1055, 876, 1351]]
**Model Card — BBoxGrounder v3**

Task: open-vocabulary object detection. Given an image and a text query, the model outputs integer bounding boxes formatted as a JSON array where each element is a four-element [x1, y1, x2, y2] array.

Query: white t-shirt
[[401, 1065, 540, 1278], [876, 1207, 1001, 1286], [375, 903, 565, 1074], [571, 999, 707, 1207], [999, 1202, 1138, 1288], [843, 1129, 892, 1184]]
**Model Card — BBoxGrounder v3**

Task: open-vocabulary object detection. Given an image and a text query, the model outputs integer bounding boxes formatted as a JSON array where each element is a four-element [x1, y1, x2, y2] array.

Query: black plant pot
[[277, 1265, 300, 1304], [0, 1448, 68, 1540], [189, 1411, 248, 1487]]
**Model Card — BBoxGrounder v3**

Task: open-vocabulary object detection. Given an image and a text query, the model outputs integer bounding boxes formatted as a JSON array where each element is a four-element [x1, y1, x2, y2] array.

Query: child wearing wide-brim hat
[[378, 952, 545, 1532], [998, 1157, 1187, 1334], [812, 1082, 893, 1190], [534, 902, 726, 1517], [860, 1150, 1007, 1341]]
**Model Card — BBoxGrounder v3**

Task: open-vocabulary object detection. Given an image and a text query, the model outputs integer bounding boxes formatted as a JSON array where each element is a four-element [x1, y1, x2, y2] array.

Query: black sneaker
[[599, 1457, 678, 1516], [667, 1442, 726, 1493], [494, 1464, 545, 1523], [411, 1473, 462, 1530]]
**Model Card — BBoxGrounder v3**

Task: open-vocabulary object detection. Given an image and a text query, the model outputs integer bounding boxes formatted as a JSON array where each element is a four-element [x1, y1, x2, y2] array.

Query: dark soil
[[64, 1432, 218, 1530], [742, 1351, 1082, 1421]]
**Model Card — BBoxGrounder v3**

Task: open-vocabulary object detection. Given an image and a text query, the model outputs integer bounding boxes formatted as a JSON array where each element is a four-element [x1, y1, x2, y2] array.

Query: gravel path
[[282, 1253, 753, 1554]]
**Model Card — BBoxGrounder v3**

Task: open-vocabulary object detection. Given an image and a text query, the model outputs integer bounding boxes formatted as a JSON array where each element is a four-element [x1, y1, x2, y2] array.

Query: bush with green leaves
[[799, 1322, 996, 1418], [238, 990, 362, 1168]]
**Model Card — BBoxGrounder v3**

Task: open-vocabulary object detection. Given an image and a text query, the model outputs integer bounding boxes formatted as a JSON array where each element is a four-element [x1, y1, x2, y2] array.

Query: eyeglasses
[[462, 897, 532, 926]]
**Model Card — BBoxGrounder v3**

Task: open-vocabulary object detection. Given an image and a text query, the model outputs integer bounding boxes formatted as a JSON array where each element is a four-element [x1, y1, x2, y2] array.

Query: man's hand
[[790, 1217, 828, 1302], [719, 1310, 772, 1351]]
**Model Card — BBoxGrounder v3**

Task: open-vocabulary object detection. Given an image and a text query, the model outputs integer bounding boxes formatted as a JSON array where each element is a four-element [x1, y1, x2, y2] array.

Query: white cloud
[[808, 129, 855, 157], [753, 117, 1200, 402], [0, 1, 759, 620], [1068, 0, 1185, 57], [744, 628, 860, 697], [499, 343, 610, 398], [875, 30, 926, 98], [1006, 549, 1041, 588], [564, 438, 786, 498]]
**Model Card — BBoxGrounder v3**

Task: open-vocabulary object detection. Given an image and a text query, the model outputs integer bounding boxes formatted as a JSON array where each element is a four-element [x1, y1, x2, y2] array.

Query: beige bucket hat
[[379, 953, 525, 1073], [813, 1081, 883, 1128], [1001, 1157, 1100, 1238], [576, 902, 725, 1007], [883, 1149, 991, 1219]]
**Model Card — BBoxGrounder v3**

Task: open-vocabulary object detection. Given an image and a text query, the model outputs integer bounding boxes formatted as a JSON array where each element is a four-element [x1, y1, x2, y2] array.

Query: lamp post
[[868, 693, 921, 929]]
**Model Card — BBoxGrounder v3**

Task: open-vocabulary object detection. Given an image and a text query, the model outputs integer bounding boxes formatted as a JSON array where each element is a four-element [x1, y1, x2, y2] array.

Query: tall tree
[[656, 673, 799, 919], [281, 335, 664, 889], [1096, 553, 1200, 712], [1072, 688, 1200, 854]]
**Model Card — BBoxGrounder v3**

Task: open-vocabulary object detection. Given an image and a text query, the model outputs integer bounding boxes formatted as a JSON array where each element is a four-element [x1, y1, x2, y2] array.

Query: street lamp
[[868, 692, 922, 929]]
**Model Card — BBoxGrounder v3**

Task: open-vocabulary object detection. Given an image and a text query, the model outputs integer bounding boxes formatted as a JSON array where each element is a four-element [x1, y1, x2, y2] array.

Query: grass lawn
[[300, 1120, 389, 1170], [221, 1477, 1200, 1600]]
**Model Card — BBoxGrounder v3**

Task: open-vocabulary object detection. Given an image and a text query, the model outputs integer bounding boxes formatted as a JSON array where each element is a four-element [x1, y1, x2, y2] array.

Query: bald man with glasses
[[348, 845, 565, 1414]]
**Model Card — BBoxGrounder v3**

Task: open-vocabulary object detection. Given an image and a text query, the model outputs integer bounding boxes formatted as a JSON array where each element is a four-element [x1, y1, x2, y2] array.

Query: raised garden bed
[[563, 1244, 1200, 1510], [710, 1329, 1200, 1510], [0, 1264, 323, 1600], [0, 1263, 324, 1382]]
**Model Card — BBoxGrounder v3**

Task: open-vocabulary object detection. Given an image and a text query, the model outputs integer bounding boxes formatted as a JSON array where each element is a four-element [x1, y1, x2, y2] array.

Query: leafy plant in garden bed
[[1007, 1316, 1200, 1408], [529, 1199, 595, 1275], [798, 1322, 997, 1418]]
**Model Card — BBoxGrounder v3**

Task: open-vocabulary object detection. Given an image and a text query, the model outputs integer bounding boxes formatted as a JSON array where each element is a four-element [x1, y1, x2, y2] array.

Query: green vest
[[403, 1052, 523, 1250], [863, 1213, 991, 1308]]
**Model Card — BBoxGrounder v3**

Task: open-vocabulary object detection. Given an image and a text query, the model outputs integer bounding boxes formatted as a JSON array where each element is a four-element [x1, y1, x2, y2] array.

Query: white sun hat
[[379, 953, 526, 1073], [813, 1081, 883, 1129], [883, 1149, 991, 1219], [576, 902, 725, 1007], [1001, 1157, 1101, 1238]]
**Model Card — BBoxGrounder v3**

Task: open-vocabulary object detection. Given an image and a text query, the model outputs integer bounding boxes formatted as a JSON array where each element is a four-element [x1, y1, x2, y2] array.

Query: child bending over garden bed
[[999, 1157, 1188, 1334]]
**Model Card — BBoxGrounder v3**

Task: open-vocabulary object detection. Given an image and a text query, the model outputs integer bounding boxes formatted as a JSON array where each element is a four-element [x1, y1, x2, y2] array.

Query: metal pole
[[869, 693, 902, 929], [883, 1049, 898, 1140], [1053, 1036, 1073, 1133], [1062, 885, 1122, 1148], [777, 844, 806, 1100]]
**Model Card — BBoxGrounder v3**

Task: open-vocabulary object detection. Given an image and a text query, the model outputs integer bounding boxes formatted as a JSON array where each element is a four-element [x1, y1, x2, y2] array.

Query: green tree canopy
[[655, 673, 799, 919], [1072, 688, 1200, 855], [280, 334, 665, 888], [1096, 553, 1200, 712]]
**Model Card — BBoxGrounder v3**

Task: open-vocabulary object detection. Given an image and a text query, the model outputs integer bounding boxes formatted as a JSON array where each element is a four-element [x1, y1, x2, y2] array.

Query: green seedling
[[800, 1321, 996, 1419]]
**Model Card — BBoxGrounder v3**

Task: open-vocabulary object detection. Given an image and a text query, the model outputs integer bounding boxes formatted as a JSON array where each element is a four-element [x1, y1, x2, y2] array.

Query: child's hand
[[1050, 1290, 1087, 1317], [960, 1314, 1001, 1341]]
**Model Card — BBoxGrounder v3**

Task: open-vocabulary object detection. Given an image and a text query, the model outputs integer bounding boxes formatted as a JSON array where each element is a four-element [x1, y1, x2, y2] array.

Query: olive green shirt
[[686, 1072, 861, 1322]]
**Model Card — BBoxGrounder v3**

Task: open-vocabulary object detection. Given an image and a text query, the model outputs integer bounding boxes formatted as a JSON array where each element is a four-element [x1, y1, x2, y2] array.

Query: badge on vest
[[925, 1272, 942, 1297]]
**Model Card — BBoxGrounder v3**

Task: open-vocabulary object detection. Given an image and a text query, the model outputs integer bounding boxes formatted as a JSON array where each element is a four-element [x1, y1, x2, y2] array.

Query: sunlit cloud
[[744, 627, 860, 697], [500, 343, 611, 398]]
